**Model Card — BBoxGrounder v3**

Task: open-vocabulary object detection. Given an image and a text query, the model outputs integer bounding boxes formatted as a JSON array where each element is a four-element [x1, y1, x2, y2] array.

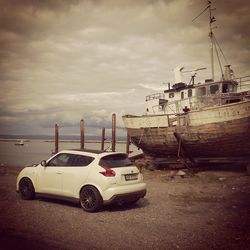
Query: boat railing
[[190, 95, 221, 109], [149, 90, 249, 115], [236, 75, 250, 91], [146, 93, 165, 101], [161, 92, 248, 113], [189, 92, 249, 110]]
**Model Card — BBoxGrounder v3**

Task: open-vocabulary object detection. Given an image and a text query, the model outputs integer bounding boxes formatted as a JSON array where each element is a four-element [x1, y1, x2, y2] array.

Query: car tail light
[[99, 167, 116, 177]]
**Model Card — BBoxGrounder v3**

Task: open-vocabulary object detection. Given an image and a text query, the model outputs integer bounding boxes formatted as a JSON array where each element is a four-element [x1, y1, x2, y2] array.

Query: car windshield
[[99, 154, 132, 168]]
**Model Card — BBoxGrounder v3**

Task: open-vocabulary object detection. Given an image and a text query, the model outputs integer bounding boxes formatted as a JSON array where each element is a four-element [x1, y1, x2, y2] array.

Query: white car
[[16, 149, 146, 212]]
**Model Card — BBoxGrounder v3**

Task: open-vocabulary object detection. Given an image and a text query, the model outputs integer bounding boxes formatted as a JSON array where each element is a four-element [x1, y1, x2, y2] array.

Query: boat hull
[[123, 100, 250, 162]]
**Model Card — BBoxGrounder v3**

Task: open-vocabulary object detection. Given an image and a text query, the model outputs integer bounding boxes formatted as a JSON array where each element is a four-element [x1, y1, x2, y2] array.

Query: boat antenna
[[181, 67, 207, 85], [192, 0, 216, 80]]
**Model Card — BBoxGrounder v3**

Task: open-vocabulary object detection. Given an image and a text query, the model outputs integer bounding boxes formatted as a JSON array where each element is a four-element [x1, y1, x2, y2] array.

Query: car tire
[[80, 186, 103, 212], [19, 178, 35, 200]]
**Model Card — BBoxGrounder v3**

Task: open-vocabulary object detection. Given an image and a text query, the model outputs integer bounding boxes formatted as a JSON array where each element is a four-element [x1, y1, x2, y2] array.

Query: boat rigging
[[192, 0, 230, 81]]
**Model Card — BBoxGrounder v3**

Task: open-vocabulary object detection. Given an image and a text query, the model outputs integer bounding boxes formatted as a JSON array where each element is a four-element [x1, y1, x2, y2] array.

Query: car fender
[[16, 165, 38, 192], [77, 182, 104, 200]]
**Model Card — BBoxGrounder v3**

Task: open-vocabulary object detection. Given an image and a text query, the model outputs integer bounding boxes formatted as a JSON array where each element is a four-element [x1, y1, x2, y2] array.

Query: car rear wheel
[[80, 186, 103, 212], [19, 178, 35, 200]]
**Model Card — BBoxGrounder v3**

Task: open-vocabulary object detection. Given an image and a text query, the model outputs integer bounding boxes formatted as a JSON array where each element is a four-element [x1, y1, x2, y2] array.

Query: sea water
[[0, 140, 141, 166]]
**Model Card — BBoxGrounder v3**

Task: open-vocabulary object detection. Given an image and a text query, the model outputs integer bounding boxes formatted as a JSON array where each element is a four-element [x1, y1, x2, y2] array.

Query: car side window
[[71, 155, 94, 167], [47, 153, 72, 166]]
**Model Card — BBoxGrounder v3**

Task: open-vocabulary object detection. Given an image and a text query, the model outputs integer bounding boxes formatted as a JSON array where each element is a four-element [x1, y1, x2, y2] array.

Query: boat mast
[[208, 1, 216, 80], [193, 0, 216, 81]]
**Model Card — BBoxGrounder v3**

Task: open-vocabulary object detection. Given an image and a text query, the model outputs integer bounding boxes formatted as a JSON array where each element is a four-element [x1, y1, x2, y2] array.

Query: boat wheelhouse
[[145, 65, 242, 116]]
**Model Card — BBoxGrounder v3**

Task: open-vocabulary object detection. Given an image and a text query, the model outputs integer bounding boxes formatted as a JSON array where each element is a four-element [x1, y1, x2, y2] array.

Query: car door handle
[[56, 172, 62, 175]]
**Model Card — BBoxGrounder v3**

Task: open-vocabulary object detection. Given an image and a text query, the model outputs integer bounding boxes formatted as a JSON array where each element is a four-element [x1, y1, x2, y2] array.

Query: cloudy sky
[[0, 0, 249, 138]]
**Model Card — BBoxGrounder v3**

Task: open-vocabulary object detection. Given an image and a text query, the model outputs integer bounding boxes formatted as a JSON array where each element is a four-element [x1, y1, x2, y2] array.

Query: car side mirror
[[41, 160, 47, 167]]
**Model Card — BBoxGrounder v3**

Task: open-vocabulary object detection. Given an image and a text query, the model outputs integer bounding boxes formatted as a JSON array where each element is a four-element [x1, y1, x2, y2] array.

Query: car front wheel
[[19, 178, 35, 200], [80, 186, 103, 212]]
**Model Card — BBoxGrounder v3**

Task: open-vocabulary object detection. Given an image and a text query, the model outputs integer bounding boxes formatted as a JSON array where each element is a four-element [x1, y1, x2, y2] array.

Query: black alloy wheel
[[80, 186, 103, 212], [19, 178, 35, 200]]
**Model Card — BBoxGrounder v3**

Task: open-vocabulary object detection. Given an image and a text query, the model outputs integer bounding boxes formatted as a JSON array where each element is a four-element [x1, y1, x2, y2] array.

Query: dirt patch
[[0, 166, 249, 249]]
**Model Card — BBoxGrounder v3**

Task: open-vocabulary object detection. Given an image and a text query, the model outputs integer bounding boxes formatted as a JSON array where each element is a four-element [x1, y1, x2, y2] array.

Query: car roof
[[70, 148, 106, 154], [58, 149, 126, 156]]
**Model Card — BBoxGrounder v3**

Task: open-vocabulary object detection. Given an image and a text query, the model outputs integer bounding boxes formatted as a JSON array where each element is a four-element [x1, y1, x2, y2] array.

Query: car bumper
[[104, 189, 147, 205], [102, 183, 147, 205]]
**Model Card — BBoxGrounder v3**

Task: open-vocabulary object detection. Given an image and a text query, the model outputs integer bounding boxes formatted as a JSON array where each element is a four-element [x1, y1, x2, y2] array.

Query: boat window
[[197, 87, 206, 96], [169, 92, 174, 98], [181, 92, 184, 99], [222, 83, 234, 93], [210, 84, 219, 94], [188, 89, 192, 97]]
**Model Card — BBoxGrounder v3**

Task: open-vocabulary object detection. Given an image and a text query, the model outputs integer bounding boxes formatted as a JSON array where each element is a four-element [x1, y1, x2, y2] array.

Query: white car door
[[36, 153, 72, 195]]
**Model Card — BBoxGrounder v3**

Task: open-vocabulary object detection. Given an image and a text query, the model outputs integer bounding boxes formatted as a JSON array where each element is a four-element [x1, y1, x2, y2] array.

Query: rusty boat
[[122, 1, 250, 168]]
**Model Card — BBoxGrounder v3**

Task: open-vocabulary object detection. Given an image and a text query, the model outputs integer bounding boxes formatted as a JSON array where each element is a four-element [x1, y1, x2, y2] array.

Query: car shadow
[[37, 196, 80, 208], [103, 198, 149, 212], [36, 196, 149, 212]]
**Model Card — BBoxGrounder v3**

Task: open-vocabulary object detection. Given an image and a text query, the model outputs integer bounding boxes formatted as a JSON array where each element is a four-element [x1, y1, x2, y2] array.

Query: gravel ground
[[0, 166, 250, 250]]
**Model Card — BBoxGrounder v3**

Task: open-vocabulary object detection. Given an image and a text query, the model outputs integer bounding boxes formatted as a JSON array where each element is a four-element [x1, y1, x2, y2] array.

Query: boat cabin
[[145, 78, 239, 115]]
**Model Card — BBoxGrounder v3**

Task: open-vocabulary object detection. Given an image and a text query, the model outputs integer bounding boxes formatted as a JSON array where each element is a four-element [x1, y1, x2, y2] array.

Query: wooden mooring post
[[126, 131, 130, 155], [54, 115, 118, 153], [101, 127, 105, 151], [111, 113, 116, 152], [80, 119, 85, 149], [54, 123, 59, 154]]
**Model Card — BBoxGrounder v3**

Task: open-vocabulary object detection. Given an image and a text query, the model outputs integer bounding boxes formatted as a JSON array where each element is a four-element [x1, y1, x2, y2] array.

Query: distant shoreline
[[43, 140, 127, 144], [0, 139, 30, 142], [0, 134, 127, 141], [0, 138, 127, 144]]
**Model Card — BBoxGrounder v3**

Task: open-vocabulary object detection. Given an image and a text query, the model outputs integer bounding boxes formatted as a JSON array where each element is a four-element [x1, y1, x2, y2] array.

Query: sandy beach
[[0, 165, 250, 249]]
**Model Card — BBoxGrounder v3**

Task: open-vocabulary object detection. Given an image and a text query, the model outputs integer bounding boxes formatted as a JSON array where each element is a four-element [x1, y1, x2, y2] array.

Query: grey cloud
[[0, 0, 249, 136]]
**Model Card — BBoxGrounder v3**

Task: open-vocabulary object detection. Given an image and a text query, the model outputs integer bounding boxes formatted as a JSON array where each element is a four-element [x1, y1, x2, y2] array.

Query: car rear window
[[99, 154, 132, 168]]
